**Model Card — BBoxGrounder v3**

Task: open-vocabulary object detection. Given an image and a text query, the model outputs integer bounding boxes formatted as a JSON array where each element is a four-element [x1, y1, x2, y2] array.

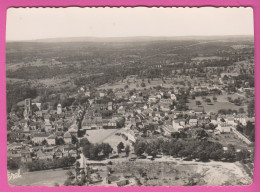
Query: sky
[[6, 7, 254, 41]]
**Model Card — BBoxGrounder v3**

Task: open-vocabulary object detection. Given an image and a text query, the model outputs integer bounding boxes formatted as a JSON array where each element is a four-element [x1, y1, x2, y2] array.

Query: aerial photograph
[[6, 7, 255, 186]]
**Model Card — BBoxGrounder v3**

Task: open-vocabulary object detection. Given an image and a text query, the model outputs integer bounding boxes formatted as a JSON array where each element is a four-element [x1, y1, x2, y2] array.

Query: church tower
[[24, 98, 31, 119], [57, 104, 62, 114]]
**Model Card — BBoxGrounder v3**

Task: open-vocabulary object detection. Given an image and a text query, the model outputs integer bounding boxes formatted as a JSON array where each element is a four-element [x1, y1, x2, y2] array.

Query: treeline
[[74, 65, 140, 87], [7, 65, 75, 80], [134, 138, 252, 162], [81, 139, 113, 160], [7, 83, 38, 112], [25, 156, 76, 172], [237, 121, 255, 142]]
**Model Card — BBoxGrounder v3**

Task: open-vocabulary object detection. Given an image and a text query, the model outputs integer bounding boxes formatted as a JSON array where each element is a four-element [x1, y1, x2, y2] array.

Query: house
[[172, 120, 184, 131], [20, 149, 32, 163], [69, 127, 78, 136], [216, 123, 231, 133], [47, 134, 56, 145], [32, 133, 50, 144], [54, 148, 63, 159], [148, 96, 157, 103], [162, 125, 177, 136], [43, 146, 55, 153], [160, 99, 172, 105], [189, 119, 198, 126], [118, 106, 126, 114], [170, 93, 177, 101], [44, 119, 52, 132], [194, 108, 204, 114], [135, 97, 144, 103], [36, 150, 53, 160], [226, 117, 236, 126], [108, 102, 113, 111], [103, 119, 117, 129], [64, 132, 72, 144]]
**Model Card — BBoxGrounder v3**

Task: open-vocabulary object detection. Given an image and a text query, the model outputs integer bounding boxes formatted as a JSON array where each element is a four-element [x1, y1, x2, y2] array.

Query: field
[[8, 168, 69, 186], [110, 160, 252, 186], [84, 128, 131, 150], [187, 94, 247, 113], [209, 132, 254, 150], [98, 77, 189, 91]]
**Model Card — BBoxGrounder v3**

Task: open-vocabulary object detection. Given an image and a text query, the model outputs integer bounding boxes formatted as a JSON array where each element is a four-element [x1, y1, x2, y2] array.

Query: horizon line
[[6, 34, 254, 43]]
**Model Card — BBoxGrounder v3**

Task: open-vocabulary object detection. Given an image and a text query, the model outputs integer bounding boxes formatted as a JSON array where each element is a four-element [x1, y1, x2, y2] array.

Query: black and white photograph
[[6, 7, 255, 186]]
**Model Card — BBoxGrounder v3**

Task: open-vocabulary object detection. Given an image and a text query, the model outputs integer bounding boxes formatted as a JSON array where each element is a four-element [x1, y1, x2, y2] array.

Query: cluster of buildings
[[7, 98, 82, 164], [7, 68, 255, 169]]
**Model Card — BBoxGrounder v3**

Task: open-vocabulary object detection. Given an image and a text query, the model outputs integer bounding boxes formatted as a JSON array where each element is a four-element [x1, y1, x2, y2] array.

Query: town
[[6, 36, 255, 186]]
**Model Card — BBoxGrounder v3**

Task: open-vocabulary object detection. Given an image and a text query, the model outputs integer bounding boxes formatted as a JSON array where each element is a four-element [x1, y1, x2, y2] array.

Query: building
[[170, 93, 177, 101], [47, 134, 56, 145], [189, 119, 198, 126], [172, 119, 184, 130], [148, 96, 157, 103], [64, 131, 72, 144], [24, 98, 32, 119], [162, 125, 177, 136], [160, 99, 172, 105], [108, 102, 113, 111], [57, 104, 62, 115], [32, 133, 50, 144], [216, 123, 231, 133]]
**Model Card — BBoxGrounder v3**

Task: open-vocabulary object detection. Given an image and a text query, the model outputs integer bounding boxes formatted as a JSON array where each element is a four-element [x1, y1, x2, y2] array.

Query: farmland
[[187, 94, 247, 113]]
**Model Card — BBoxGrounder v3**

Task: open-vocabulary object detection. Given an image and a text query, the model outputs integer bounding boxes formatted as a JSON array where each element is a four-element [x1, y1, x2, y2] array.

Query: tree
[[31, 104, 39, 113], [41, 103, 49, 110], [205, 98, 211, 103], [64, 178, 73, 186], [56, 137, 65, 145], [196, 101, 202, 106], [79, 138, 90, 147], [197, 151, 210, 162], [207, 123, 215, 130], [125, 145, 130, 157], [66, 170, 75, 180], [75, 161, 80, 175], [196, 129, 208, 140], [237, 149, 250, 161], [223, 144, 236, 162], [72, 135, 78, 144], [210, 149, 224, 161], [145, 141, 159, 157], [134, 140, 146, 156], [141, 82, 146, 87], [101, 143, 113, 158], [7, 158, 20, 170], [239, 108, 245, 114], [54, 182, 60, 187], [245, 121, 255, 142], [117, 142, 124, 154], [42, 139, 48, 146]]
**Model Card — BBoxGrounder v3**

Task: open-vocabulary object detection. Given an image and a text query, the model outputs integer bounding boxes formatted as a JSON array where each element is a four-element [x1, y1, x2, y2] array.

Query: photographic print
[[6, 7, 255, 187]]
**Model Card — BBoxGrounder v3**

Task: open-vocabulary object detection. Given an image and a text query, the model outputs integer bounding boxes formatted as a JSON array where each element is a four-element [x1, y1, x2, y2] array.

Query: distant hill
[[8, 35, 254, 43]]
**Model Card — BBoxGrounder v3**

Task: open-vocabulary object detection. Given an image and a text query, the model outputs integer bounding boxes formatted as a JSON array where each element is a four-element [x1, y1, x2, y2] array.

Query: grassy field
[[187, 94, 247, 113], [209, 132, 254, 150], [98, 77, 188, 91], [8, 168, 70, 186], [85, 128, 130, 150]]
